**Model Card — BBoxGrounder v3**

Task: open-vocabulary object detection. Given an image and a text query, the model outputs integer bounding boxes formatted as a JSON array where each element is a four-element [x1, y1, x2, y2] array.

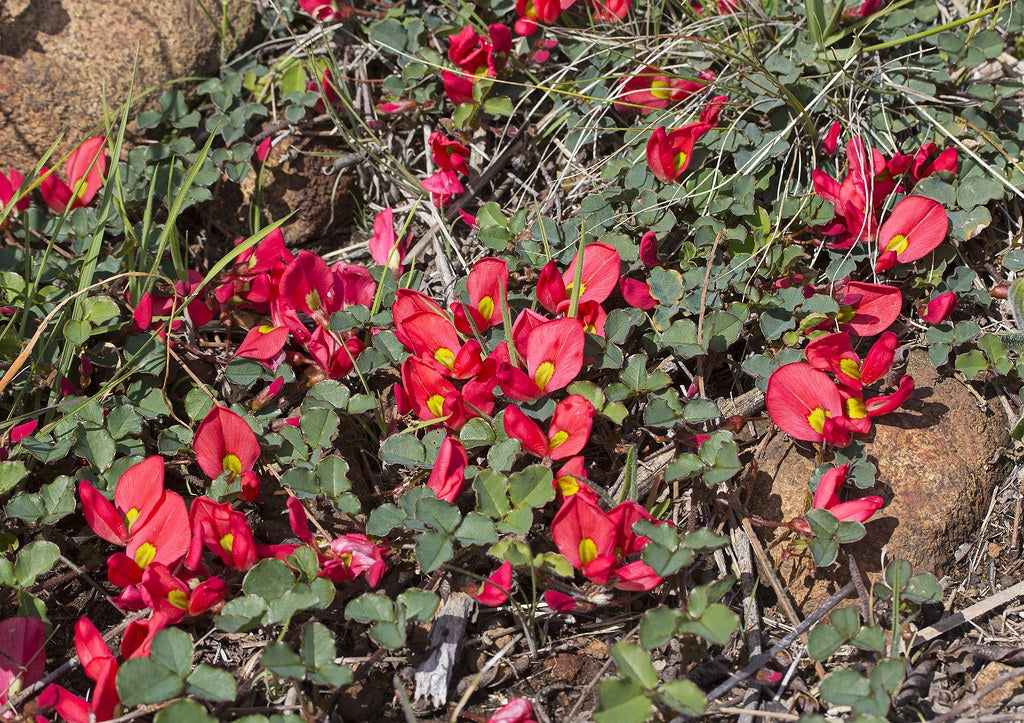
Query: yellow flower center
[[556, 475, 580, 496], [258, 324, 276, 334], [434, 347, 456, 371], [125, 507, 140, 530], [807, 407, 831, 433], [674, 150, 688, 173], [477, 296, 495, 321], [427, 394, 446, 418], [836, 305, 856, 323], [548, 430, 570, 451], [305, 290, 322, 312], [839, 359, 862, 380], [223, 454, 243, 478], [534, 361, 555, 391], [885, 233, 909, 255], [649, 80, 672, 99], [219, 534, 234, 553], [845, 397, 868, 419], [579, 538, 598, 565], [339, 552, 353, 567], [134, 542, 156, 568], [168, 590, 189, 610]]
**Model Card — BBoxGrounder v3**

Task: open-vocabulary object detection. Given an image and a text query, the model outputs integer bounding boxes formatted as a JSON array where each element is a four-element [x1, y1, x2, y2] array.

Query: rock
[[239, 134, 359, 246], [0, 0, 256, 170], [750, 349, 1009, 614], [975, 661, 1022, 708]]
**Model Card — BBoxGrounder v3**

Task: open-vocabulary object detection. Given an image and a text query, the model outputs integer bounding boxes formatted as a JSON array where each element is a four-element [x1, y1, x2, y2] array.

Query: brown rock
[[750, 349, 1009, 614], [239, 134, 358, 246], [0, 0, 256, 170], [975, 661, 1022, 708]]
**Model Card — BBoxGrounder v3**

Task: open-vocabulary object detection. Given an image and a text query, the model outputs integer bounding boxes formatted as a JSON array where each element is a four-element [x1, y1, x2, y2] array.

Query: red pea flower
[[427, 436, 469, 502], [619, 276, 657, 310], [452, 256, 509, 334], [920, 291, 956, 324], [472, 560, 513, 606], [39, 136, 107, 213], [0, 616, 45, 708], [551, 495, 619, 585], [78, 455, 165, 545], [805, 331, 898, 391], [833, 280, 902, 336], [186, 497, 258, 571], [236, 324, 290, 362], [194, 405, 262, 501], [298, 0, 352, 20], [325, 534, 387, 586], [514, 0, 563, 35], [552, 455, 598, 501], [0, 169, 29, 213], [503, 395, 595, 460], [368, 207, 408, 273], [497, 317, 585, 402], [765, 362, 850, 446], [874, 196, 949, 272], [38, 617, 119, 723], [488, 697, 538, 723], [543, 590, 577, 613], [792, 464, 885, 532], [822, 121, 842, 154]]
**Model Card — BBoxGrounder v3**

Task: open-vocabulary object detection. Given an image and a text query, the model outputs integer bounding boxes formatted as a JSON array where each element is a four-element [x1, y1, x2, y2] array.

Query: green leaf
[[186, 665, 237, 702], [483, 96, 514, 116], [594, 678, 653, 723], [805, 508, 840, 537], [398, 589, 439, 622], [809, 536, 840, 567], [316, 456, 351, 498], [0, 461, 27, 495], [508, 465, 555, 508], [808, 625, 845, 660], [640, 607, 681, 650], [678, 603, 739, 646], [76, 426, 117, 471], [14, 540, 60, 587], [154, 700, 216, 723], [63, 319, 92, 345], [416, 497, 462, 534], [902, 573, 942, 604], [265, 587, 321, 626], [831, 606, 860, 639], [152, 628, 194, 678], [474, 470, 511, 518], [869, 657, 906, 695], [683, 398, 720, 423], [117, 657, 185, 706], [611, 642, 659, 689], [415, 531, 453, 572], [455, 512, 498, 545], [459, 417, 495, 448], [366, 503, 408, 536], [301, 622, 337, 670], [314, 662, 354, 687], [243, 559, 295, 600], [300, 407, 339, 448], [852, 625, 886, 652], [369, 621, 407, 649], [262, 642, 305, 679], [380, 432, 427, 466], [820, 668, 871, 706], [345, 593, 395, 623], [215, 595, 267, 632], [657, 679, 706, 716]]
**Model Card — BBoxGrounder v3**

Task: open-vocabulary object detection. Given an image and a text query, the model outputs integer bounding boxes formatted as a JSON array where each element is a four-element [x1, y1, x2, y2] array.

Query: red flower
[[920, 291, 956, 324], [639, 230, 662, 267], [139, 563, 226, 623], [503, 395, 595, 460], [421, 169, 465, 207], [552, 495, 619, 585], [910, 143, 957, 182], [620, 277, 657, 310], [0, 169, 29, 213], [537, 242, 621, 315], [427, 436, 468, 502], [447, 24, 512, 77], [452, 257, 509, 333], [822, 121, 841, 154], [79, 456, 165, 545], [488, 697, 538, 723], [645, 123, 710, 182], [552, 455, 597, 501], [765, 362, 850, 445], [543, 590, 577, 613], [325, 534, 387, 586], [805, 331, 898, 391], [497, 317, 585, 401], [874, 196, 948, 272], [614, 67, 714, 115], [400, 357, 477, 430], [194, 405, 261, 501], [298, 0, 351, 19], [472, 560, 513, 606], [369, 207, 408, 273], [514, 0, 563, 35], [834, 280, 902, 336], [792, 464, 884, 532], [185, 497, 258, 571], [279, 250, 335, 320], [236, 324, 289, 362], [0, 617, 45, 707], [39, 617, 119, 723], [396, 311, 482, 379], [39, 136, 107, 213]]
